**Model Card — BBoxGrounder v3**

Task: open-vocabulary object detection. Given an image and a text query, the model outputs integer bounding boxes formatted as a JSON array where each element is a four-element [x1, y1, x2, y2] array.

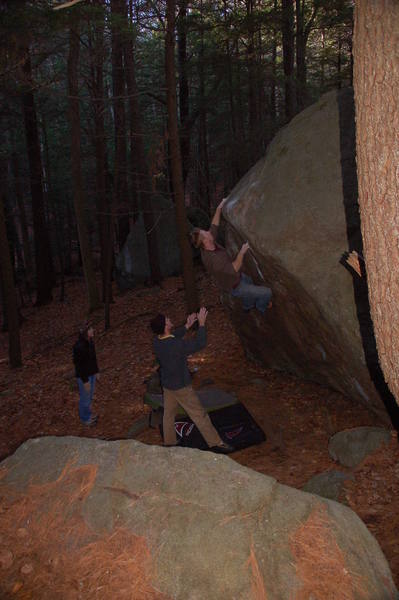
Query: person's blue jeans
[[231, 273, 272, 313], [77, 375, 96, 423]]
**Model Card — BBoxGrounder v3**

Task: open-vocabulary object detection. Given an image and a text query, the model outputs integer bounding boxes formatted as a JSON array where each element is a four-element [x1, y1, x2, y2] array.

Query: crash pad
[[161, 402, 266, 451]]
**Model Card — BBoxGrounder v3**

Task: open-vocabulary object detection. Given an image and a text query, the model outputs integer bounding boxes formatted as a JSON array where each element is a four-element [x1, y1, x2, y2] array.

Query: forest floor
[[1, 268, 399, 589]]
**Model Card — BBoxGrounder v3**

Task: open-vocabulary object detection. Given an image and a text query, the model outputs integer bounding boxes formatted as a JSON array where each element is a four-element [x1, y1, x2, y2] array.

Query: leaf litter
[[0, 268, 398, 594]]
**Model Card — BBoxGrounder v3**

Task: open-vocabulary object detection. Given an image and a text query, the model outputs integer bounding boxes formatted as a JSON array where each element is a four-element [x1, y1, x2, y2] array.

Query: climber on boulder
[[190, 198, 272, 313]]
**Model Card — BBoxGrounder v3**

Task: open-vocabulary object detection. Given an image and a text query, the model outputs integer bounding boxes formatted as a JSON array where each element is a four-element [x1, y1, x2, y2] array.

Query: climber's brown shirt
[[200, 224, 241, 292]]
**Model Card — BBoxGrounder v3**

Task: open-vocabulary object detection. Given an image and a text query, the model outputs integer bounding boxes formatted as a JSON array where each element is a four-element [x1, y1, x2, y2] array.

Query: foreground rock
[[328, 426, 392, 468], [223, 88, 388, 420], [0, 437, 397, 600]]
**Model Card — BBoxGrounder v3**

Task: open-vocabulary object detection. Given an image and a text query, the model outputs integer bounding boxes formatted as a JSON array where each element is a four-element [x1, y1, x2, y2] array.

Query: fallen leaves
[[0, 268, 398, 588]]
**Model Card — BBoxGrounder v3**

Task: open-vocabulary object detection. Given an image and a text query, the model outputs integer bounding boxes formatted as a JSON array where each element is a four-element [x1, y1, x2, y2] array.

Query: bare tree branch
[[53, 0, 85, 11]]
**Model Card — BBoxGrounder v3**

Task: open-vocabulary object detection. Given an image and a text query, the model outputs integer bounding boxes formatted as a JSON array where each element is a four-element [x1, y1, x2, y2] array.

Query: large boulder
[[0, 436, 397, 599], [223, 88, 388, 420]]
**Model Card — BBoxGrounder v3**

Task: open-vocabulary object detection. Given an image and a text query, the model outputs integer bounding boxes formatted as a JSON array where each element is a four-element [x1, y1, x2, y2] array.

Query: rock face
[[223, 88, 388, 420], [0, 436, 397, 600]]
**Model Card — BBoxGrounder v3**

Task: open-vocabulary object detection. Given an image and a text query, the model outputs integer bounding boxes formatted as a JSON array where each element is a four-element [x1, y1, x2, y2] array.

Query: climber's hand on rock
[[241, 242, 250, 255]]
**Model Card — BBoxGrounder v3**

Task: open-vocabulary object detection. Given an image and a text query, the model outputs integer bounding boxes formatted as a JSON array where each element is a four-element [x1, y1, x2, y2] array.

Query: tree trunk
[[320, 28, 325, 91], [123, 20, 162, 285], [11, 153, 33, 288], [349, 19, 354, 87], [270, 0, 278, 128], [246, 0, 259, 162], [198, 69, 210, 214], [281, 0, 296, 121], [234, 25, 248, 177], [165, 0, 198, 312], [295, 0, 306, 110], [177, 0, 190, 188], [198, 0, 210, 212], [111, 0, 130, 250], [21, 45, 54, 305], [222, 0, 240, 185], [88, 2, 110, 301], [295, 0, 318, 111], [65, 200, 73, 275], [40, 115, 67, 302], [68, 13, 101, 312], [335, 31, 342, 89], [104, 216, 114, 330], [0, 182, 22, 368], [55, 209, 66, 302], [353, 0, 399, 404]]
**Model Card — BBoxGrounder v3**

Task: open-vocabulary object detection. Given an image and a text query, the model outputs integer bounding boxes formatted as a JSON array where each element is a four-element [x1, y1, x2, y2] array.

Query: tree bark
[[65, 200, 74, 275], [320, 28, 325, 91], [165, 0, 198, 312], [281, 0, 296, 121], [123, 19, 162, 285], [222, 0, 240, 186], [11, 153, 33, 287], [40, 112, 66, 301], [87, 1, 110, 301], [104, 216, 114, 330], [21, 45, 54, 305], [295, 0, 306, 110], [353, 0, 399, 404], [337, 31, 342, 89], [233, 17, 248, 177], [270, 0, 278, 128], [177, 0, 190, 188], [111, 0, 130, 250], [198, 31, 210, 213], [68, 13, 101, 312], [0, 182, 22, 367], [295, 0, 318, 111], [246, 0, 259, 162]]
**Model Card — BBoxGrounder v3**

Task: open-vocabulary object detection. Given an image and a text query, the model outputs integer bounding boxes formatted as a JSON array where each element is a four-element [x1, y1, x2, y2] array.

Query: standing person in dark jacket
[[151, 307, 233, 453], [73, 322, 99, 426]]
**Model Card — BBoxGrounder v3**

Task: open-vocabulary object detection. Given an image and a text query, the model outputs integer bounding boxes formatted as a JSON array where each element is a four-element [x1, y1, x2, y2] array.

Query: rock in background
[[328, 426, 392, 468], [0, 436, 397, 600], [115, 200, 209, 290], [115, 196, 180, 290], [302, 470, 354, 502], [223, 88, 388, 420]]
